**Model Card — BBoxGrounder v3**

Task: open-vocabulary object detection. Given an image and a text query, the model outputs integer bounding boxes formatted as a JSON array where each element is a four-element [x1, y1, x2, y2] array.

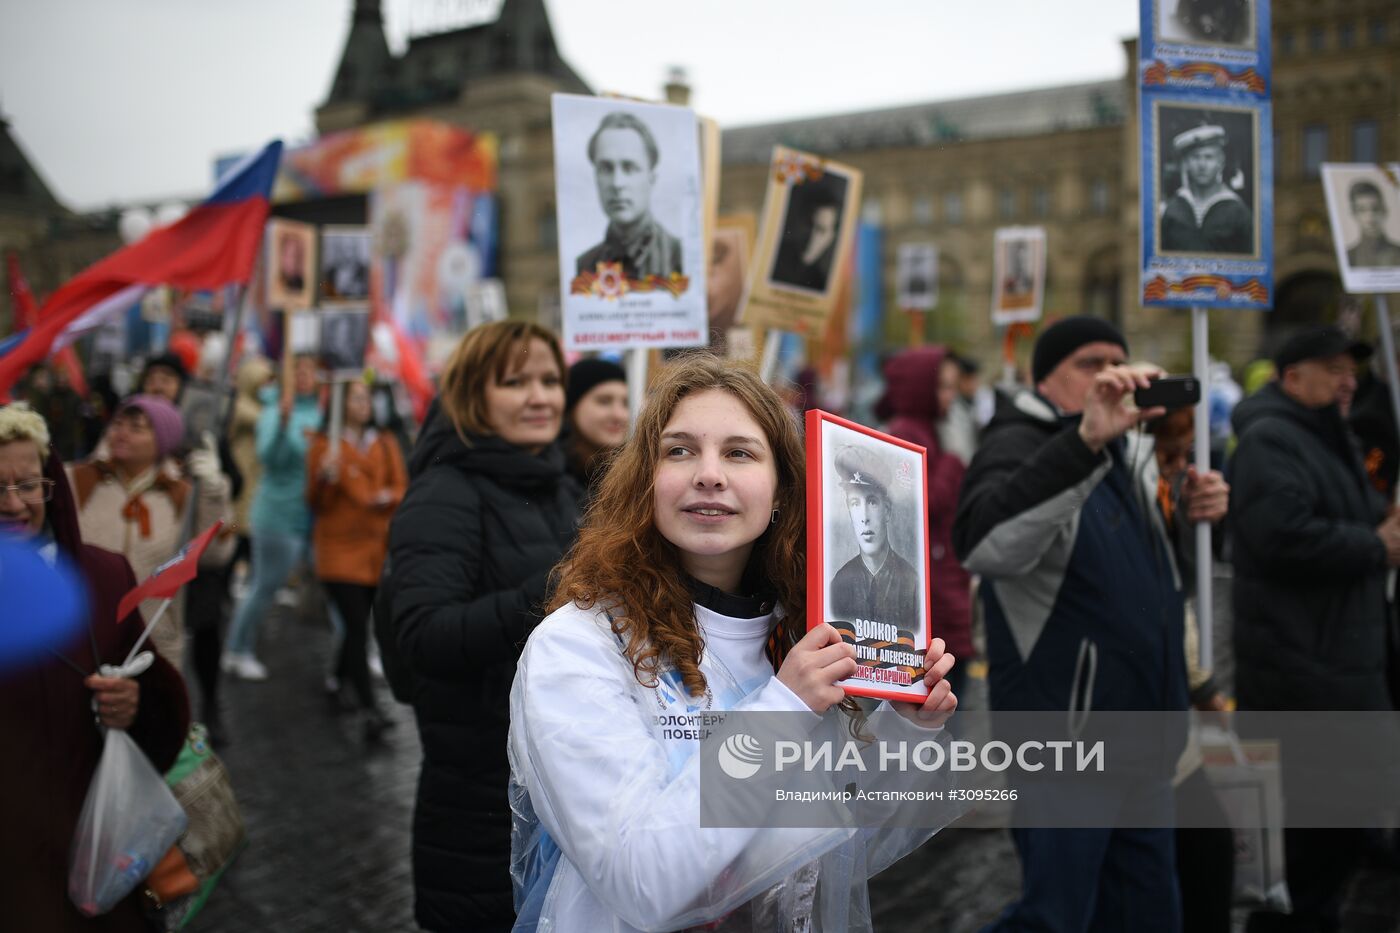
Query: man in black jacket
[[1230, 325, 1400, 933], [955, 316, 1228, 933]]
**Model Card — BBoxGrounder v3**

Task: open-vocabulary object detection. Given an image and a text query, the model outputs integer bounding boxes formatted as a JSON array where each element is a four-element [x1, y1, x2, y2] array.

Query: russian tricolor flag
[[0, 141, 283, 399]]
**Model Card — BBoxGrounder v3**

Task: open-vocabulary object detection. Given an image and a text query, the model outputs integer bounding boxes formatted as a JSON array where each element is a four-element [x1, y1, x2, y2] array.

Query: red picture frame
[[805, 409, 933, 704]]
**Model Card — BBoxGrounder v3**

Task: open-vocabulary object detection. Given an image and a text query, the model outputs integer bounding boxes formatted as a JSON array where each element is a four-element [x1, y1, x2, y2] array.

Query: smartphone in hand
[[1134, 376, 1201, 411]]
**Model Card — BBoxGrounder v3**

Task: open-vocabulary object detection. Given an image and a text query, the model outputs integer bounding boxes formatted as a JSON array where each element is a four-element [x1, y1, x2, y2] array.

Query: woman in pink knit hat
[[67, 394, 234, 665]]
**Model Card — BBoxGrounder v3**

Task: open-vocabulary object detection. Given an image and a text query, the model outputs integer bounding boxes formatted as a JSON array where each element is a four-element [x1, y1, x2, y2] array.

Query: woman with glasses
[[0, 402, 190, 932]]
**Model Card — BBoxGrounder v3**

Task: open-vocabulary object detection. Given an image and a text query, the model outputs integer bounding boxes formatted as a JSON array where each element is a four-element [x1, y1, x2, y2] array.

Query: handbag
[[143, 723, 247, 931]]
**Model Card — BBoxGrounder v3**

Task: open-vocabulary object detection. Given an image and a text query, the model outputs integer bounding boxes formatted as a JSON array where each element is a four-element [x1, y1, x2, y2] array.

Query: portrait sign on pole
[[806, 409, 932, 704], [319, 226, 373, 307], [265, 219, 316, 310], [1321, 164, 1400, 294], [743, 147, 863, 338], [1139, 0, 1273, 309], [896, 243, 939, 312], [990, 227, 1046, 326], [552, 93, 708, 351], [318, 305, 371, 377]]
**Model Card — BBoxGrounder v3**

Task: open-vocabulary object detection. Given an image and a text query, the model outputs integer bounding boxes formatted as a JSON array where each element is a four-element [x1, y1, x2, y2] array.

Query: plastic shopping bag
[[1199, 727, 1291, 912], [68, 728, 189, 917]]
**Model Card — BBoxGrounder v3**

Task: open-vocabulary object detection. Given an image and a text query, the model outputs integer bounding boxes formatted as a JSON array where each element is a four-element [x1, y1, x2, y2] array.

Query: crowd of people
[[2, 309, 1398, 933]]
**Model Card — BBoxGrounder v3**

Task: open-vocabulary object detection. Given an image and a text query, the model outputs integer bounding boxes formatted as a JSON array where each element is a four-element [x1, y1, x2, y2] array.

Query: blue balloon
[[0, 537, 89, 672]]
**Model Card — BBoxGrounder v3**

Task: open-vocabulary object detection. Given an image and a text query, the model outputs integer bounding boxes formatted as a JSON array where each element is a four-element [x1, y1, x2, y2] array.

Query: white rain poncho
[[508, 600, 964, 933]]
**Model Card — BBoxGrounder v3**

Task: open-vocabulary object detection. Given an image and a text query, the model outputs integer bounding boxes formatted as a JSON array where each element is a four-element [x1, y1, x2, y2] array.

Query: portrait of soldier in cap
[[575, 111, 683, 281], [1159, 120, 1255, 256], [827, 445, 921, 629]]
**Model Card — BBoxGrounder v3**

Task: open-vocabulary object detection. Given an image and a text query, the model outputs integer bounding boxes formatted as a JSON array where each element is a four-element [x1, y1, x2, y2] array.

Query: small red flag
[[116, 521, 223, 622]]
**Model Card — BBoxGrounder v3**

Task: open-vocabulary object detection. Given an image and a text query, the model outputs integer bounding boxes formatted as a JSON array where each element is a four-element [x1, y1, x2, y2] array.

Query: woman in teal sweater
[[223, 355, 321, 680]]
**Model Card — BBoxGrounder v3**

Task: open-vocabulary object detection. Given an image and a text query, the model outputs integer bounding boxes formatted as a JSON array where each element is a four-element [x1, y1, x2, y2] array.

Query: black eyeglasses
[[1, 479, 55, 504]]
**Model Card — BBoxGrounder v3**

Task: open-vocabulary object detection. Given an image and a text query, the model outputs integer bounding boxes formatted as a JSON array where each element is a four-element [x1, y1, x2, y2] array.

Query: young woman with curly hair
[[508, 355, 960, 933]]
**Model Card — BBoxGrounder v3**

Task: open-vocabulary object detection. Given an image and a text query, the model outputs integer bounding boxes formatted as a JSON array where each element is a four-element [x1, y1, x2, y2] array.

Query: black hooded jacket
[[1230, 382, 1394, 711], [387, 408, 582, 931]]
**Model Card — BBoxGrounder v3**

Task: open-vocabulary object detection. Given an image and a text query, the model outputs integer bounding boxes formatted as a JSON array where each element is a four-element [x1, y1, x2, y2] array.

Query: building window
[[1302, 124, 1329, 179], [1353, 121, 1379, 163], [1308, 26, 1326, 52], [912, 195, 934, 225], [1090, 178, 1110, 217], [1370, 17, 1388, 45], [1339, 22, 1356, 49], [1279, 30, 1294, 56], [998, 187, 1016, 221], [944, 191, 963, 225], [1032, 186, 1051, 219]]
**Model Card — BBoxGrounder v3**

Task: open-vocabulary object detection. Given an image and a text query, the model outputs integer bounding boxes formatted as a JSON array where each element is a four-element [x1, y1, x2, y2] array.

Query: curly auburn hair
[[550, 354, 807, 698]]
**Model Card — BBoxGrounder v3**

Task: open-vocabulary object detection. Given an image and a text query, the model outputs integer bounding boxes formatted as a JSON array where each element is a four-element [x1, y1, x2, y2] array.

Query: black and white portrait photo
[[769, 169, 850, 295], [1155, 104, 1258, 258], [811, 411, 931, 702], [1156, 0, 1255, 49], [552, 93, 707, 350], [320, 227, 372, 305], [574, 112, 682, 280], [991, 227, 1046, 325], [1322, 163, 1400, 293], [896, 243, 939, 311], [319, 307, 370, 374], [827, 444, 921, 629]]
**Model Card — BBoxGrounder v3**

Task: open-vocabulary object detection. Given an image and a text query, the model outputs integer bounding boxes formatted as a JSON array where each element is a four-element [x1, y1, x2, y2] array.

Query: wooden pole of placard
[[759, 328, 784, 384], [626, 347, 648, 437], [327, 374, 346, 466], [906, 309, 924, 348], [1192, 306, 1214, 672]]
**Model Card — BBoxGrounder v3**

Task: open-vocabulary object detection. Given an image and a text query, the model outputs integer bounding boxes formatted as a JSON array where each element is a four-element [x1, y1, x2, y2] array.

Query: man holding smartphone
[[954, 315, 1229, 932]]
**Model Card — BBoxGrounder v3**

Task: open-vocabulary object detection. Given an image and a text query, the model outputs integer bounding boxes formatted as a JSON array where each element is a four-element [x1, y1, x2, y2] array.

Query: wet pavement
[[190, 599, 1399, 932]]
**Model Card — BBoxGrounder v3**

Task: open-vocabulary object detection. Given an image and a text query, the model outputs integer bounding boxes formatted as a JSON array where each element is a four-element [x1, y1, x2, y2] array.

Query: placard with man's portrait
[[1321, 163, 1400, 294], [552, 93, 707, 351], [806, 409, 932, 704], [265, 219, 316, 310], [1140, 0, 1270, 96], [319, 305, 370, 375], [320, 226, 372, 306], [896, 243, 939, 312], [744, 147, 863, 338], [991, 227, 1046, 325], [1138, 94, 1272, 309]]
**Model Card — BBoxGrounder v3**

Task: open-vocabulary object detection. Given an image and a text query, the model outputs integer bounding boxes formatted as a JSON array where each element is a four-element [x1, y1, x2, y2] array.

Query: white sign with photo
[[552, 94, 707, 351], [1321, 163, 1400, 295], [319, 306, 370, 375], [991, 227, 1047, 325], [896, 243, 939, 311], [320, 226, 372, 307]]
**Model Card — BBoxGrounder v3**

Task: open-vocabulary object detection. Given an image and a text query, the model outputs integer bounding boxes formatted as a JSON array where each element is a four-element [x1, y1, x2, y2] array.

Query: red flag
[[6, 251, 88, 398], [116, 521, 223, 622]]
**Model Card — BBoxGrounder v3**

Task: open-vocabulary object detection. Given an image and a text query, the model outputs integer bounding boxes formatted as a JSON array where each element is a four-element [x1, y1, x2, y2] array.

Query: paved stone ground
[[190, 601, 1399, 932]]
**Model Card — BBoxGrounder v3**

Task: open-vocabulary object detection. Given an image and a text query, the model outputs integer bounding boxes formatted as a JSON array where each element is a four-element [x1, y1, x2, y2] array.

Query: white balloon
[[118, 208, 154, 244], [154, 202, 188, 226]]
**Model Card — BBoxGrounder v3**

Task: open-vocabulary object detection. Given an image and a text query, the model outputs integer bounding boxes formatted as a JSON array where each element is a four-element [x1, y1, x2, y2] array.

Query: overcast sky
[[0, 0, 1140, 211]]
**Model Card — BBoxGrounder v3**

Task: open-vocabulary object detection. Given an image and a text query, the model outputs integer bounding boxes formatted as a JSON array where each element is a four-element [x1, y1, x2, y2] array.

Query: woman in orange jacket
[[306, 379, 407, 738]]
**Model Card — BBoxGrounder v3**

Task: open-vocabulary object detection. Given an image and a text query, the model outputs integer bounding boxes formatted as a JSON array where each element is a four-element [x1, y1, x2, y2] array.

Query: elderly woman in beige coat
[[68, 394, 234, 663]]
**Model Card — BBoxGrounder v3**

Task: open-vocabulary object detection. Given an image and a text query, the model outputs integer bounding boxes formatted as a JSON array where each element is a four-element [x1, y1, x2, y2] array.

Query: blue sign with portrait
[[1139, 0, 1273, 310]]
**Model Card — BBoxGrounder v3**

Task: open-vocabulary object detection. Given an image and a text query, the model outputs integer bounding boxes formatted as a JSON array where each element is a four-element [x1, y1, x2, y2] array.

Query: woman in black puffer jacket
[[387, 321, 582, 932]]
